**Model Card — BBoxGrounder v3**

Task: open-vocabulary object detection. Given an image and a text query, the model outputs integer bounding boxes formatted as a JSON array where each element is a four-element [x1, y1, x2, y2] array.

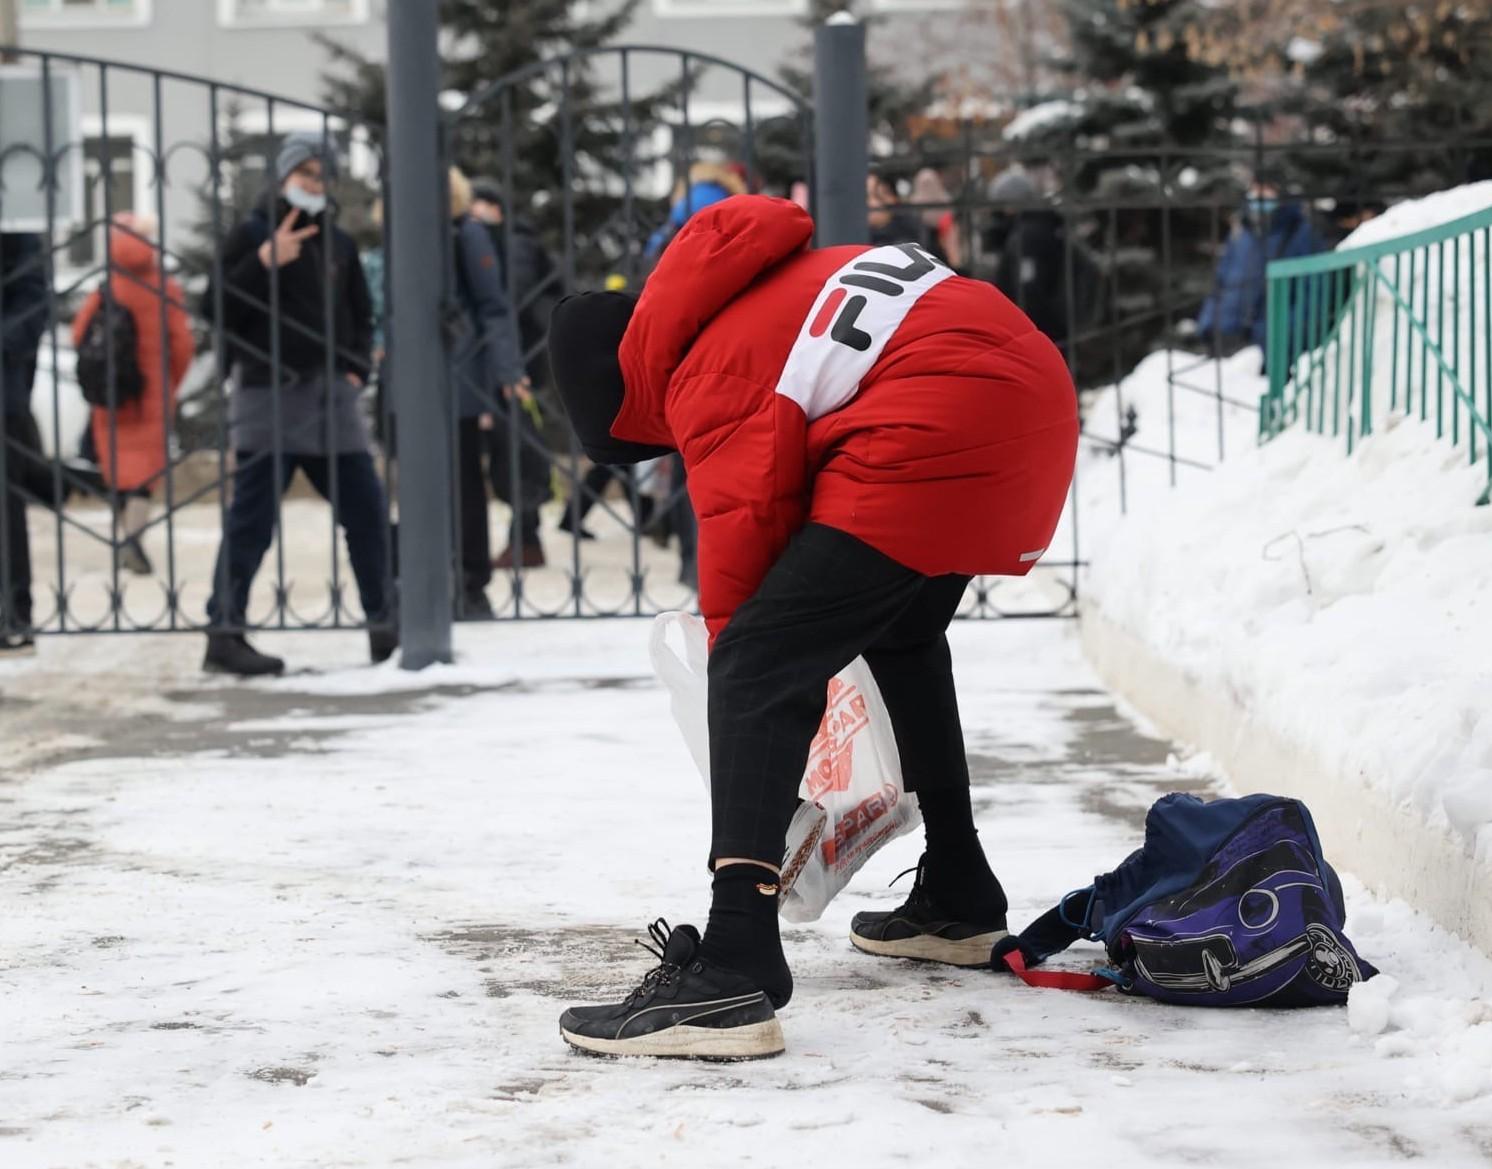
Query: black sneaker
[[556, 512, 597, 541], [849, 856, 1008, 967], [558, 920, 784, 1061], [203, 633, 285, 677]]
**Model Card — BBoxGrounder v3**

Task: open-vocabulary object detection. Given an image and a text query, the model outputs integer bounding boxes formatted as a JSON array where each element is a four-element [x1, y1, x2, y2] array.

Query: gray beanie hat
[[988, 167, 1039, 205], [275, 131, 340, 184]]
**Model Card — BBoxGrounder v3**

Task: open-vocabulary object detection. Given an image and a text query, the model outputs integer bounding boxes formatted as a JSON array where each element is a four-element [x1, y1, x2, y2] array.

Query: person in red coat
[[72, 214, 194, 575], [548, 195, 1078, 1059]]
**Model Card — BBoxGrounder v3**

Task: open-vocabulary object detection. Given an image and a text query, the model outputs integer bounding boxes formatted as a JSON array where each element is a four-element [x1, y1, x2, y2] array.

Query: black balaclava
[[547, 291, 674, 466]]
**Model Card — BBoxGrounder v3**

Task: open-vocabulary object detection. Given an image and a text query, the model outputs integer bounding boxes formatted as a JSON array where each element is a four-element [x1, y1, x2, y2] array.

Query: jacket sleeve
[[342, 239, 374, 379], [2, 236, 51, 362], [457, 218, 525, 389], [205, 218, 271, 336], [670, 378, 810, 646]]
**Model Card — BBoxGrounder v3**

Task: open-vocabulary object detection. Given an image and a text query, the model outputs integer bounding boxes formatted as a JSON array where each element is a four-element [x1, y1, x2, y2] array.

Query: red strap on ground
[[1001, 947, 1115, 992]]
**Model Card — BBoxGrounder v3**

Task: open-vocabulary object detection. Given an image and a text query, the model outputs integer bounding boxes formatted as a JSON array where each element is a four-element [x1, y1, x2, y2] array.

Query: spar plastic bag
[[649, 611, 921, 922]]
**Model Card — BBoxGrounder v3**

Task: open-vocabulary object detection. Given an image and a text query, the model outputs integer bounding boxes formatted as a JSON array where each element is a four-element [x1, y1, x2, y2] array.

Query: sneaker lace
[[625, 917, 682, 1005]]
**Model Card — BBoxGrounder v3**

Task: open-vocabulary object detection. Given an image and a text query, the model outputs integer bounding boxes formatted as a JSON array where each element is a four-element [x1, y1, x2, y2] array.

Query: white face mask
[[284, 184, 327, 216]]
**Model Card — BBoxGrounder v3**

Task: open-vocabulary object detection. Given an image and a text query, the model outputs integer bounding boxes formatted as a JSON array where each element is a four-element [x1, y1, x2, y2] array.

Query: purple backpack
[[994, 794, 1378, 1007]]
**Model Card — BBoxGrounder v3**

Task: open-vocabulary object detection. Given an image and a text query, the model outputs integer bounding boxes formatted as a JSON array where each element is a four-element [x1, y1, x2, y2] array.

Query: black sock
[[697, 864, 794, 1009], [915, 786, 1009, 926]]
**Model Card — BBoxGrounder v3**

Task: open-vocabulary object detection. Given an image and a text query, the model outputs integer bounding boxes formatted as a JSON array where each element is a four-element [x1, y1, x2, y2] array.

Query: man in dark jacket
[[449, 170, 527, 614], [202, 133, 394, 674], [985, 169, 1095, 356], [1, 232, 51, 654], [469, 181, 556, 570]]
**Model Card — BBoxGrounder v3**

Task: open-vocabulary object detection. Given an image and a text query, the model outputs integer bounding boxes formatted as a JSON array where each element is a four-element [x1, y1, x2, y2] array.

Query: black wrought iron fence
[[1, 47, 392, 648]]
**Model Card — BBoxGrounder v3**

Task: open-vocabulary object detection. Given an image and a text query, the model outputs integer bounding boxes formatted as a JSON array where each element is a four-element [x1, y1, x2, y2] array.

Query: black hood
[[547, 291, 673, 466]]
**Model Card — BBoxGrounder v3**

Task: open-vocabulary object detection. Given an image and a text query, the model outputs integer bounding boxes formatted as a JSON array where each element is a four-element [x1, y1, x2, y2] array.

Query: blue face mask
[[1247, 197, 1279, 219]]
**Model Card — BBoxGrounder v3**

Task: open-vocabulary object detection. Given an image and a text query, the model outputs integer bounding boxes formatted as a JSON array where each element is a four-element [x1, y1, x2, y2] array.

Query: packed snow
[[1074, 184, 1492, 858], [3, 621, 1491, 1168]]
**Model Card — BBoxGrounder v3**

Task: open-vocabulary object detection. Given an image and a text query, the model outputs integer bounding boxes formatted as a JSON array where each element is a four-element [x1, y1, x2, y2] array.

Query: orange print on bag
[[805, 678, 872, 800]]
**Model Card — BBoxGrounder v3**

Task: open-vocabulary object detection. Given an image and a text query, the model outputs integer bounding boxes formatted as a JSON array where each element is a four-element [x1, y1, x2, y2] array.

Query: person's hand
[[346, 372, 364, 389], [503, 377, 534, 405], [478, 412, 495, 431], [257, 209, 319, 269]]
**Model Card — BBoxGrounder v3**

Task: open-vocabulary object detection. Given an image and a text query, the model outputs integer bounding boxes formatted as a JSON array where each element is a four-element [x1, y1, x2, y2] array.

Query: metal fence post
[[813, 11, 868, 247], [386, 0, 453, 669]]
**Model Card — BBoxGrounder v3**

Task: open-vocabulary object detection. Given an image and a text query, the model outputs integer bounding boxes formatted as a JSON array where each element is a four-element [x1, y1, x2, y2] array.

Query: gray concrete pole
[[386, 0, 453, 669], [812, 11, 869, 247]]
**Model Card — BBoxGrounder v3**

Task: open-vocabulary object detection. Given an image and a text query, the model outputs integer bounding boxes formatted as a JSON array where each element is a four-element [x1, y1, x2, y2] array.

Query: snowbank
[[1075, 184, 1492, 954]]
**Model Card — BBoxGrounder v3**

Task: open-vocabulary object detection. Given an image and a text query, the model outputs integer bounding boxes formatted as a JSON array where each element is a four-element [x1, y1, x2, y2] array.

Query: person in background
[[644, 161, 749, 260], [0, 232, 51, 655], [203, 131, 394, 675], [448, 167, 528, 614], [984, 167, 1091, 356], [1195, 179, 1331, 358], [910, 168, 962, 269], [71, 213, 194, 577], [469, 180, 558, 569], [867, 172, 922, 247]]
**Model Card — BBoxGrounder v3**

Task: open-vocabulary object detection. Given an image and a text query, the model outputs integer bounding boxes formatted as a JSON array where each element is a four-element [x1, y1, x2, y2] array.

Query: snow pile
[[1300, 182, 1492, 457], [1003, 99, 1083, 142], [1346, 915, 1492, 1105], [1076, 189, 1492, 871]]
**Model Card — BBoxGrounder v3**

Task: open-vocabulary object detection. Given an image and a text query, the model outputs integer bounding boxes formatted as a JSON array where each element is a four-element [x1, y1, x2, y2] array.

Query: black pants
[[707, 523, 971, 866], [1, 411, 51, 630], [456, 418, 493, 593], [206, 449, 391, 629]]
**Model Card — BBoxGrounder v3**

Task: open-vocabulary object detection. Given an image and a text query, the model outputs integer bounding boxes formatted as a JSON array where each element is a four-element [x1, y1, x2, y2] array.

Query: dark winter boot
[[369, 626, 399, 665], [0, 631, 36, 657], [558, 919, 784, 1060], [492, 541, 546, 569], [203, 633, 285, 677]]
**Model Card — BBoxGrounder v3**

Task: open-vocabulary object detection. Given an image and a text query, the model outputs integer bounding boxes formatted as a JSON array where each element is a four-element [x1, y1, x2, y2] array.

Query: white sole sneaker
[[849, 928, 1008, 968], [560, 1017, 785, 1060]]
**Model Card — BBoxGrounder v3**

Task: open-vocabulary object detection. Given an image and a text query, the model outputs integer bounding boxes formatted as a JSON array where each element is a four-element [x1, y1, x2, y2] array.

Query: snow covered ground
[[3, 620, 1491, 1168], [1071, 183, 1492, 868]]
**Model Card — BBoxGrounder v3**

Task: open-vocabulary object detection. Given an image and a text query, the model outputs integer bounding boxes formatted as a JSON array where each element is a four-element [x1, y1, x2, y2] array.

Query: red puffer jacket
[[616, 195, 1078, 643]]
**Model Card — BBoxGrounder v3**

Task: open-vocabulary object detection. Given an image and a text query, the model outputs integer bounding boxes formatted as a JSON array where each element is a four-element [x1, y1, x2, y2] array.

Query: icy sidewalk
[[1, 622, 1489, 1169]]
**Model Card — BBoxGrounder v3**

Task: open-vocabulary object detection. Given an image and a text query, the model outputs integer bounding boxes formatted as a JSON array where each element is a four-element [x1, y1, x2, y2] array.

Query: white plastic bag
[[649, 611, 921, 922]]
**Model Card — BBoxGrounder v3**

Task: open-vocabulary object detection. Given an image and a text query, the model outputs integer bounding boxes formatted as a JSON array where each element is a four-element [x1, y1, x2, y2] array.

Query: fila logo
[[807, 243, 948, 352], [774, 240, 956, 422]]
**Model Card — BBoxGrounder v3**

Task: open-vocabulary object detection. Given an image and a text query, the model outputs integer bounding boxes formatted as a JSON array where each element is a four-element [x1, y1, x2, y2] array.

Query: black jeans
[[456, 418, 492, 593], [206, 449, 391, 629], [706, 523, 971, 866], [1, 411, 51, 631]]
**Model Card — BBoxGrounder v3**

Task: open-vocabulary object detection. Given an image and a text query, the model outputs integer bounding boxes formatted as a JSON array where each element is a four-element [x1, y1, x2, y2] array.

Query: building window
[[19, 0, 152, 28], [218, 0, 368, 28], [652, 0, 806, 16]]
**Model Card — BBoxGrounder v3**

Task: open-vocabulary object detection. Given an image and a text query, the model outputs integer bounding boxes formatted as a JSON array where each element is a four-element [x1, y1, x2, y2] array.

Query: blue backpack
[[994, 793, 1378, 1007]]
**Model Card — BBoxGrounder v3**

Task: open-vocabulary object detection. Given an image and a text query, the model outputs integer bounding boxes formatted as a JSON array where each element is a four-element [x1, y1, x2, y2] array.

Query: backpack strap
[[996, 944, 1116, 992], [990, 887, 1119, 993]]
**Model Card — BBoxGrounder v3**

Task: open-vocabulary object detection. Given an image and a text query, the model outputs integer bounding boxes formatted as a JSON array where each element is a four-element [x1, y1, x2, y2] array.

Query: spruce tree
[[1285, 2, 1492, 200], [1001, 0, 1242, 386], [318, 0, 687, 284]]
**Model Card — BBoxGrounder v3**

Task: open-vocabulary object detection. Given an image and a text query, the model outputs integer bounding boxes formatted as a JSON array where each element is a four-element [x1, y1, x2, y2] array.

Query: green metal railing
[[1260, 204, 1492, 504]]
